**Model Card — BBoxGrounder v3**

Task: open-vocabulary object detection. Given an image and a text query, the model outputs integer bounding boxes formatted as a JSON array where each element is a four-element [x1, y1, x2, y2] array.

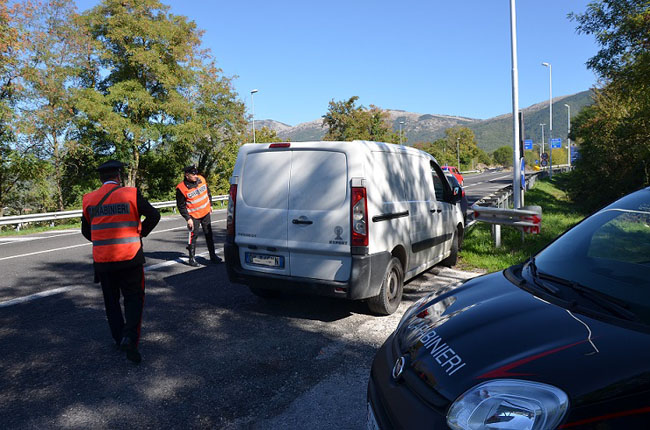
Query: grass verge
[[458, 174, 588, 273]]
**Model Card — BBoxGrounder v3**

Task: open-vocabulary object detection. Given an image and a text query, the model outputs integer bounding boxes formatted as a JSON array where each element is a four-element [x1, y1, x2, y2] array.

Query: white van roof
[[238, 140, 438, 162]]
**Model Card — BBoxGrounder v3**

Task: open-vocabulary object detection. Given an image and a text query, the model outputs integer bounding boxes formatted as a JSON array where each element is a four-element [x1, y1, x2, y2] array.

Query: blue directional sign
[[550, 138, 562, 149], [520, 158, 526, 189], [524, 139, 533, 150]]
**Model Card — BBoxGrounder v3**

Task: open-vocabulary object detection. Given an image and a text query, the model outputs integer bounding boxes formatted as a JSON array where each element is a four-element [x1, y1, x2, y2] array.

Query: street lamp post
[[565, 104, 571, 167], [509, 0, 522, 208], [399, 120, 405, 145], [539, 124, 546, 163], [542, 62, 552, 177], [250, 89, 259, 143]]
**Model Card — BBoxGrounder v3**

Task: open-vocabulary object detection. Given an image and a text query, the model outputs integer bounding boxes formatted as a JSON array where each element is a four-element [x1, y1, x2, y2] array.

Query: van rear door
[[237, 150, 291, 276], [287, 150, 351, 282]]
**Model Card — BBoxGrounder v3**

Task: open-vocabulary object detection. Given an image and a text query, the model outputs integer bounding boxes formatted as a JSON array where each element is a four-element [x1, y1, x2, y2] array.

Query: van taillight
[[351, 186, 368, 247], [227, 184, 237, 238]]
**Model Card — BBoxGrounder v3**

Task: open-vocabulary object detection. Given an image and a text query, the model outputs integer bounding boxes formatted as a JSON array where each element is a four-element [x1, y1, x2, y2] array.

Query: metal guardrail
[[0, 195, 228, 229]]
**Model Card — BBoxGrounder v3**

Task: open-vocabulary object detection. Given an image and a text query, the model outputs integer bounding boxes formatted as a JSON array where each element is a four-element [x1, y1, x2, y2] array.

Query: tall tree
[[322, 96, 399, 143], [443, 126, 481, 168], [19, 0, 88, 210], [175, 62, 247, 182], [567, 0, 650, 210], [0, 0, 35, 216], [76, 0, 202, 187]]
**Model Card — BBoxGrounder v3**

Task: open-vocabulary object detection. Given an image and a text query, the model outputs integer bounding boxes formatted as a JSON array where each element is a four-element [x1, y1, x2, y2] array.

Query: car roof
[[603, 187, 650, 213]]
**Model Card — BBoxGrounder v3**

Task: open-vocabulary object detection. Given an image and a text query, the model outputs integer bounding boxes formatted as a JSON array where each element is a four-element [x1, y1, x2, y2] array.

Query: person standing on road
[[176, 165, 222, 266], [81, 160, 160, 364]]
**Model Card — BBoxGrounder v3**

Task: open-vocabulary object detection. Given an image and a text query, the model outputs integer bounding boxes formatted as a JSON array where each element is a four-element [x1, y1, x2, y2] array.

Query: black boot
[[206, 236, 222, 264], [187, 243, 199, 267]]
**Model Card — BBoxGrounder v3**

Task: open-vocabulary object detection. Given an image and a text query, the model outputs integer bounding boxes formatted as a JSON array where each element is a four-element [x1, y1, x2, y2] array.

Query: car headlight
[[446, 379, 569, 430]]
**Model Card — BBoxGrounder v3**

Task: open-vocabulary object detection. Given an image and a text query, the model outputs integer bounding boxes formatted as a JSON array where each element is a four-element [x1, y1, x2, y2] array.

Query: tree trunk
[[126, 148, 139, 187], [53, 132, 64, 211]]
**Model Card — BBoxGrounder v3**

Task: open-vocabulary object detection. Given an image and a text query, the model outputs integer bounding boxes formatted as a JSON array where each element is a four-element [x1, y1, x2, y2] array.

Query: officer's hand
[[187, 218, 193, 230]]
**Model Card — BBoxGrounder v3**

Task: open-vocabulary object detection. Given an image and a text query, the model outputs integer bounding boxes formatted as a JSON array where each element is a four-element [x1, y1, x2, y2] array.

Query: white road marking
[[0, 285, 83, 308], [0, 231, 81, 246], [0, 247, 225, 308], [0, 219, 225, 262]]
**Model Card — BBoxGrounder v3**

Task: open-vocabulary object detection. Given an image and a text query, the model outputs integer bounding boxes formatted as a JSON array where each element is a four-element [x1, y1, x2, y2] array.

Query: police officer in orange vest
[[81, 160, 160, 364], [176, 165, 222, 266]]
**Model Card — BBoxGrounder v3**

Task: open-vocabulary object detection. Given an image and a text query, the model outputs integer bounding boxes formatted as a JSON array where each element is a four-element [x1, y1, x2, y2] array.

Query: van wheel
[[368, 257, 404, 315], [441, 230, 459, 267], [248, 286, 281, 299]]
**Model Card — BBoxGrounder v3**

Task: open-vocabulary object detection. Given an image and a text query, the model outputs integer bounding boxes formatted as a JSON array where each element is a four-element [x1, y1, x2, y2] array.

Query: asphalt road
[[0, 170, 510, 429]]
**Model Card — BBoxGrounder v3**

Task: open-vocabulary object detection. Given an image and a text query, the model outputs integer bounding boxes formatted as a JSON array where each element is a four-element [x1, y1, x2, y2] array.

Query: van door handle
[[292, 219, 313, 225]]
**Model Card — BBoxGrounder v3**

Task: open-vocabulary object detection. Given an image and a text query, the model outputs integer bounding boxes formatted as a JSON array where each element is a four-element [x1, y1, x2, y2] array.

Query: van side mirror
[[452, 187, 462, 203]]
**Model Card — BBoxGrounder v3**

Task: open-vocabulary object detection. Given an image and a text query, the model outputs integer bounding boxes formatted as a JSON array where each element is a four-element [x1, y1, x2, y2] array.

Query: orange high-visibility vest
[[176, 175, 211, 219], [82, 184, 142, 263]]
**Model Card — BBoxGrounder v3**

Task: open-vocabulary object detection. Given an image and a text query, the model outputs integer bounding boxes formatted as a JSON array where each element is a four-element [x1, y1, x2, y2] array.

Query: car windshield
[[534, 193, 650, 324]]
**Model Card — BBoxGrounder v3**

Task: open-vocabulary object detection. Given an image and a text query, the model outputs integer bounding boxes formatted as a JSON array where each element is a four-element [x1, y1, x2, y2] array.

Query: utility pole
[[542, 62, 553, 177], [565, 104, 571, 167], [509, 0, 522, 208]]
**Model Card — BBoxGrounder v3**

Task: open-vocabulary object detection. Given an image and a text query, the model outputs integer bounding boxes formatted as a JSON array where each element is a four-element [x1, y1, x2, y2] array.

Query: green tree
[[567, 0, 650, 210], [76, 0, 202, 187], [173, 62, 248, 196], [0, 0, 36, 216], [443, 126, 482, 169], [18, 0, 89, 210], [322, 96, 399, 143], [492, 146, 513, 167]]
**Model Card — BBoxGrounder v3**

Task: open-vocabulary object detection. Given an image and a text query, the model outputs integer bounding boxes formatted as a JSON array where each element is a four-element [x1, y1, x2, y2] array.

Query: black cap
[[184, 165, 198, 174], [97, 160, 126, 172]]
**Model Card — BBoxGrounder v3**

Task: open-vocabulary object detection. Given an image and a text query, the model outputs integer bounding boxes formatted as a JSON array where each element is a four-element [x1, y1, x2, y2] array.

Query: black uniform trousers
[[98, 265, 145, 346], [189, 212, 216, 256]]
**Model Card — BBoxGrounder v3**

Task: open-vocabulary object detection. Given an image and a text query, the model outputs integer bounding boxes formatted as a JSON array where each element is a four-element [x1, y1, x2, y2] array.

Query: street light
[[509, 0, 522, 208], [250, 89, 259, 143], [399, 120, 405, 145], [539, 124, 546, 163], [564, 103, 571, 167], [542, 62, 552, 177]]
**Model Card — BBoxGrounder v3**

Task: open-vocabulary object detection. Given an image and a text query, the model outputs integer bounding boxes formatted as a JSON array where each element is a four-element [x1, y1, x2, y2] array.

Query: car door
[[287, 150, 351, 282], [237, 149, 291, 275]]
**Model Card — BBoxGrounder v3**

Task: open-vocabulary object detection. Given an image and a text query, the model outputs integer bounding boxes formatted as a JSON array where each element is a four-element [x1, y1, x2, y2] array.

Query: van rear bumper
[[225, 242, 390, 300]]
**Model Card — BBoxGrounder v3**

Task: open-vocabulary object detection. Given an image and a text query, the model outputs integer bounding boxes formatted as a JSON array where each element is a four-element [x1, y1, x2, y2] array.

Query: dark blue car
[[368, 187, 650, 429]]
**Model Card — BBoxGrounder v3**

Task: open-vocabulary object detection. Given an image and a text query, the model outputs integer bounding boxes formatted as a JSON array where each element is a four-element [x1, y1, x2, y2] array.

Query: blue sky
[[75, 0, 599, 126]]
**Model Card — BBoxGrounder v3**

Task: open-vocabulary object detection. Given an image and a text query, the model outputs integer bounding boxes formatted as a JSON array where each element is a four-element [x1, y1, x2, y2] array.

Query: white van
[[224, 140, 464, 314]]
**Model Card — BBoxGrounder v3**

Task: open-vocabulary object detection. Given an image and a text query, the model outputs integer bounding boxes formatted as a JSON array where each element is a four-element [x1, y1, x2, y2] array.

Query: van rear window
[[241, 151, 290, 209], [289, 151, 348, 211]]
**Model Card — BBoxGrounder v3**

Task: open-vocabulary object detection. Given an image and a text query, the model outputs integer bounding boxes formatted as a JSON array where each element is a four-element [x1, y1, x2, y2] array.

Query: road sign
[[520, 158, 525, 189], [550, 138, 562, 149], [524, 139, 533, 150], [541, 159, 548, 167], [541, 152, 549, 160]]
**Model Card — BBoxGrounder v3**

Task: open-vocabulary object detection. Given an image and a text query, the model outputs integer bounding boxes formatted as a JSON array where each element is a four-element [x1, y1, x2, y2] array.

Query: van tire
[[441, 230, 459, 267], [248, 286, 281, 298], [368, 257, 404, 315]]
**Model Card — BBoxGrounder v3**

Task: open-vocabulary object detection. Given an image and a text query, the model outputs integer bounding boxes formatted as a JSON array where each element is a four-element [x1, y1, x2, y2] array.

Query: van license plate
[[246, 253, 284, 268]]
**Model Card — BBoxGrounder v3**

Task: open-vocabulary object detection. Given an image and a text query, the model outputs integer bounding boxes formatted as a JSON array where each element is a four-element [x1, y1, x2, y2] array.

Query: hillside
[[255, 90, 594, 152]]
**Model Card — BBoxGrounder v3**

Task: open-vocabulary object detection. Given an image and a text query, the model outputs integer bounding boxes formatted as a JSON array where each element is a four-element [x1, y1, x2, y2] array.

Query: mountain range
[[255, 90, 594, 153]]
